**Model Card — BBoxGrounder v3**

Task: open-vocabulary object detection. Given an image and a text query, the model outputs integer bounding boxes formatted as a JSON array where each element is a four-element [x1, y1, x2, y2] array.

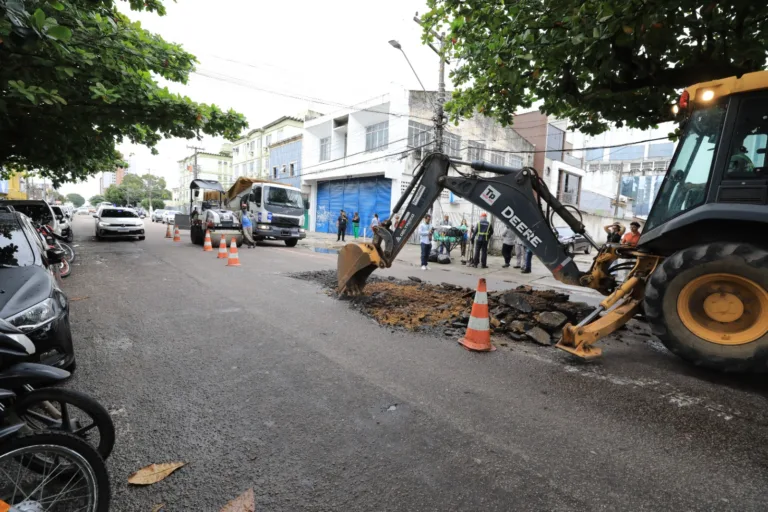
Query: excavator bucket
[[337, 243, 383, 295]]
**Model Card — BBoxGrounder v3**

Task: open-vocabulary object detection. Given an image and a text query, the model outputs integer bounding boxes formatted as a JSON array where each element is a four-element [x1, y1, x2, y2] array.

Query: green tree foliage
[[103, 173, 170, 206], [0, 0, 247, 185], [140, 198, 164, 210], [422, 1, 768, 134], [88, 194, 104, 205], [65, 192, 84, 207]]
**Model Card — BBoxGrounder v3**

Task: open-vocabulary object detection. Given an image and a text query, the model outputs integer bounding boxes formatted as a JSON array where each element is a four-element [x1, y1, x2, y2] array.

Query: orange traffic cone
[[226, 238, 241, 267], [217, 235, 228, 259], [165, 223, 172, 238], [203, 230, 213, 251], [173, 226, 181, 242], [459, 278, 496, 352]]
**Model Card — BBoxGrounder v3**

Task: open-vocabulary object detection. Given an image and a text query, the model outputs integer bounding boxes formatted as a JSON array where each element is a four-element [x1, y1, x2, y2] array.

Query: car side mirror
[[92, 214, 98, 218], [46, 248, 64, 264]]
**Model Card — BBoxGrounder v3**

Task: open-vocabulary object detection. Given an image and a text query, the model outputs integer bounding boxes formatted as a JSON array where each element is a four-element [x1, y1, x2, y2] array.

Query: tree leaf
[[220, 488, 255, 512], [33, 8, 46, 30], [46, 25, 72, 41], [151, 505, 165, 512], [48, 0, 65, 10], [127, 462, 185, 485]]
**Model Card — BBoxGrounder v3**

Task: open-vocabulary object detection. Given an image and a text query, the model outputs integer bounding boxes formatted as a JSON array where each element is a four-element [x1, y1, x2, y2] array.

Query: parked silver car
[[151, 209, 166, 222], [94, 207, 145, 241]]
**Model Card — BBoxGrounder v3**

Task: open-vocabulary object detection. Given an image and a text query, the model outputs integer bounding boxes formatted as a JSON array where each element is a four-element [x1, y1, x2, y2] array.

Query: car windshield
[[51, 206, 63, 216], [556, 227, 575, 238], [0, 216, 35, 267], [265, 187, 304, 209], [7, 204, 52, 226], [102, 209, 138, 218]]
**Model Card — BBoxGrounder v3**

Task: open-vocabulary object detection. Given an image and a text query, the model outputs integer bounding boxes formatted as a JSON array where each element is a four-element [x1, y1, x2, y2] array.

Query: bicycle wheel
[[0, 432, 110, 511], [59, 242, 76, 263], [15, 388, 116, 461]]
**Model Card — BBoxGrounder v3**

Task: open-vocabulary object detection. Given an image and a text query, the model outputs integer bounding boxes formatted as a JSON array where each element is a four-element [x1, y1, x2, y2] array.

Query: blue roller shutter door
[[314, 177, 392, 234]]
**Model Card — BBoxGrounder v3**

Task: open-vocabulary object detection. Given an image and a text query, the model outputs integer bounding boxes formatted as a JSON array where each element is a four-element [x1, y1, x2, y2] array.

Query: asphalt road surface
[[63, 216, 768, 511]]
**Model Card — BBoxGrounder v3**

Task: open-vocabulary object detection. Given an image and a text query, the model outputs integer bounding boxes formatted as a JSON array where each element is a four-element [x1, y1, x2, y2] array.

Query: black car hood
[[0, 266, 53, 319]]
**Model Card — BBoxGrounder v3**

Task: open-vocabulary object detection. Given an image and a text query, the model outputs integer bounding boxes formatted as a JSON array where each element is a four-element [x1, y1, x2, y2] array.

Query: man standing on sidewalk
[[419, 214, 433, 270], [471, 213, 493, 269], [501, 226, 516, 268], [336, 210, 347, 242]]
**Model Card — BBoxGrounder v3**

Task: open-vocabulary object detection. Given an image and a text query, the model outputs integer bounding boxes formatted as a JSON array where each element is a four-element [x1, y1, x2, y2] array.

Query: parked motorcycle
[[0, 388, 111, 510], [38, 224, 76, 278], [0, 319, 115, 460]]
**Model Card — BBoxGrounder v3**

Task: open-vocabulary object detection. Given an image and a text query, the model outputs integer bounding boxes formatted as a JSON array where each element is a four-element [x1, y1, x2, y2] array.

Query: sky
[[58, 0, 448, 199]]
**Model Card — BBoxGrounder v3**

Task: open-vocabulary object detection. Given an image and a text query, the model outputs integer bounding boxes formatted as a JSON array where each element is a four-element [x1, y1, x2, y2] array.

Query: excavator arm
[[338, 153, 601, 294]]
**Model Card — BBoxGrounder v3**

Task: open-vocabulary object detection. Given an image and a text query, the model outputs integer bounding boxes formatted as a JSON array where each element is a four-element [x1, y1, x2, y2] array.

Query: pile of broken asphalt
[[291, 270, 594, 346]]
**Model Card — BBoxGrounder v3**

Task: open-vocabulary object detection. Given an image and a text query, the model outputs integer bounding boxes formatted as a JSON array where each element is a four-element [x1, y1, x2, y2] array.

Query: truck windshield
[[645, 104, 727, 231], [265, 187, 303, 209]]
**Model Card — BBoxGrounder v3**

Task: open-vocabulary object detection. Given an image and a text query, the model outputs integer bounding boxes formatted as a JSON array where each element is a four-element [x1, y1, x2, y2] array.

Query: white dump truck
[[187, 179, 243, 247], [225, 178, 306, 247]]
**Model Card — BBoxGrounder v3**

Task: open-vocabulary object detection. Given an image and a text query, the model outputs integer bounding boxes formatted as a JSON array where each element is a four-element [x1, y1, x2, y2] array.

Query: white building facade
[[301, 85, 535, 236], [172, 147, 233, 212], [231, 115, 312, 180]]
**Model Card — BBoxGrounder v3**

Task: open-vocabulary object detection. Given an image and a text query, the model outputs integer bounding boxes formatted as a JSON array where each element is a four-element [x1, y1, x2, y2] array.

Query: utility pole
[[186, 145, 204, 181], [413, 14, 447, 153], [146, 168, 153, 216]]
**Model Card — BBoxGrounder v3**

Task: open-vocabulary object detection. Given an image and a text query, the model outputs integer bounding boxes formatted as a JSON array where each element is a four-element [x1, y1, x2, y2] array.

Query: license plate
[[117, 228, 131, 232]]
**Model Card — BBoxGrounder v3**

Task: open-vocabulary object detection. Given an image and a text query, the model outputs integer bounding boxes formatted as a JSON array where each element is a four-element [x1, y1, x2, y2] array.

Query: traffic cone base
[[217, 235, 228, 259], [226, 238, 241, 266], [203, 230, 213, 251], [165, 224, 172, 238], [173, 226, 181, 242], [459, 278, 496, 352]]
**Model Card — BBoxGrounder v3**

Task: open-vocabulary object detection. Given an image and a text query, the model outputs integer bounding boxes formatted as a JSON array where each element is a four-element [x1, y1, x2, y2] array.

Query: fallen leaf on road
[[220, 488, 255, 512], [70, 296, 89, 301], [128, 462, 185, 485], [151, 504, 165, 512]]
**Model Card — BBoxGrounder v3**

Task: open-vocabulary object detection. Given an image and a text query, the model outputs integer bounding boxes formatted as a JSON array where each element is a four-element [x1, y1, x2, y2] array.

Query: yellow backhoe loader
[[337, 70, 768, 373]]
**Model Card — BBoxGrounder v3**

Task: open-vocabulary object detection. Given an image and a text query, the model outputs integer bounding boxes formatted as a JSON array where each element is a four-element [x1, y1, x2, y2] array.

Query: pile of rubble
[[291, 270, 594, 346]]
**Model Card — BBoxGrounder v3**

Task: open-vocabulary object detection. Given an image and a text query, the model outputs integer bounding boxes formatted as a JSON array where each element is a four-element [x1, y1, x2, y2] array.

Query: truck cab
[[226, 179, 306, 247], [188, 179, 242, 247]]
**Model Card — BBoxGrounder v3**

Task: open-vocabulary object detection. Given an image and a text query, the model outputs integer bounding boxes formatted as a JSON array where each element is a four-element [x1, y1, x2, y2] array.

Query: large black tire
[[16, 388, 116, 460], [0, 432, 111, 510], [190, 225, 203, 245], [644, 243, 768, 372], [285, 238, 298, 247]]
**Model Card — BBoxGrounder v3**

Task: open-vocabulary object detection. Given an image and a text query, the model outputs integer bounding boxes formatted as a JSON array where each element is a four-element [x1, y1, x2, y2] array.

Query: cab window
[[725, 97, 768, 178]]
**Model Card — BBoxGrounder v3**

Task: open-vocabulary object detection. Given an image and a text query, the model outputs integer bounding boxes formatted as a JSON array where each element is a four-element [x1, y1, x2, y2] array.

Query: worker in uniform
[[470, 213, 493, 269], [239, 202, 256, 248]]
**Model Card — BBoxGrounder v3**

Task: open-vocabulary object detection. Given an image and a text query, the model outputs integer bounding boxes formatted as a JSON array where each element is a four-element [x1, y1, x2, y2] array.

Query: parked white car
[[94, 207, 145, 241], [162, 210, 180, 224]]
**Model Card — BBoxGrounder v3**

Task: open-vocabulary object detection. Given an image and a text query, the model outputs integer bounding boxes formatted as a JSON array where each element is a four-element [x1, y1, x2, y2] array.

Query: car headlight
[[98, 222, 110, 227], [258, 225, 270, 230], [299, 228, 305, 233], [5, 298, 58, 332]]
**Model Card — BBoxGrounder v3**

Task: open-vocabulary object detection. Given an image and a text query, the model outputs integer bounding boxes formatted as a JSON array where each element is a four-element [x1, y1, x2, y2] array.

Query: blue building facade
[[268, 135, 302, 190]]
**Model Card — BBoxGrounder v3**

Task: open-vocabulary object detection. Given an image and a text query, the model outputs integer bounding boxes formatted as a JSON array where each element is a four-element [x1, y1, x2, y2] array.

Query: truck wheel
[[190, 225, 203, 245], [285, 239, 298, 247], [644, 243, 768, 372]]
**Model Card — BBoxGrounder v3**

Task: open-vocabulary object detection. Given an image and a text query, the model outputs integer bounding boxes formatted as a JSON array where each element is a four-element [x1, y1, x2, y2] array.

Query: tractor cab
[[641, 71, 768, 254]]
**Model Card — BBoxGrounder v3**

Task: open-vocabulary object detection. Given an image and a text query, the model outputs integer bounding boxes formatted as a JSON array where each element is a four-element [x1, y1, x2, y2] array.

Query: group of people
[[336, 210, 380, 242]]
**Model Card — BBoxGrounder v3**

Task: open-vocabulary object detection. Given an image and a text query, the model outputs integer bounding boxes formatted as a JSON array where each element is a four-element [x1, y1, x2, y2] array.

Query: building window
[[557, 170, 581, 206], [320, 137, 331, 161], [408, 121, 433, 159], [610, 163, 623, 172], [281, 164, 287, 175], [588, 163, 600, 172], [276, 129, 283, 141], [272, 166, 278, 179], [490, 151, 505, 166], [365, 121, 389, 152], [249, 162, 255, 175], [265, 134, 272, 146], [509, 155, 524, 169], [467, 141, 486, 162], [600, 163, 611, 172], [289, 162, 296, 177], [653, 160, 669, 171], [444, 131, 462, 157], [233, 147, 239, 156], [630, 162, 641, 172], [546, 125, 565, 161]]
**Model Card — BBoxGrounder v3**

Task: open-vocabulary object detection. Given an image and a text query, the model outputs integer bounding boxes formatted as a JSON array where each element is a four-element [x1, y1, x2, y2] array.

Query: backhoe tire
[[644, 243, 768, 373], [190, 225, 203, 246]]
